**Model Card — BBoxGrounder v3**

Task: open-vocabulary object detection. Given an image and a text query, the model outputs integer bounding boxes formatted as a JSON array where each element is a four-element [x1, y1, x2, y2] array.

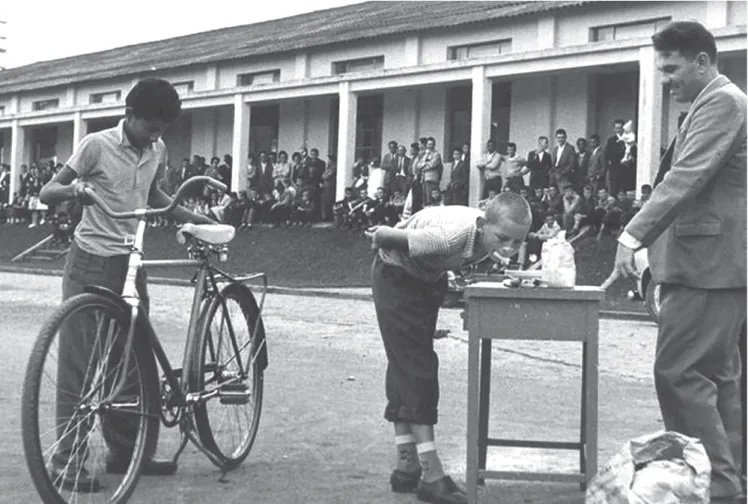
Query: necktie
[[653, 137, 677, 188], [398, 157, 403, 175]]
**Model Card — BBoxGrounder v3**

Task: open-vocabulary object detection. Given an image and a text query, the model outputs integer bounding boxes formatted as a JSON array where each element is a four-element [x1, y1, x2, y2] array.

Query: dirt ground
[[0, 272, 662, 504]]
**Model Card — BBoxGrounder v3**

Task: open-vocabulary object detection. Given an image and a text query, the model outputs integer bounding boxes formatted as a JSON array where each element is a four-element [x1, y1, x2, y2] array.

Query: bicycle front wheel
[[21, 293, 159, 504], [190, 282, 264, 469]]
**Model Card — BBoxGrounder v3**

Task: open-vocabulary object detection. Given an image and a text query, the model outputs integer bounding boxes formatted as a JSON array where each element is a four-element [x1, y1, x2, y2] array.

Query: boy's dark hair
[[589, 134, 600, 142], [426, 137, 436, 144], [652, 21, 717, 62], [537, 136, 548, 142], [641, 184, 653, 193], [125, 78, 182, 122], [211, 156, 220, 164], [278, 150, 288, 158], [582, 184, 593, 191], [410, 142, 420, 150], [507, 142, 517, 149], [310, 148, 319, 155], [614, 119, 625, 126], [555, 128, 567, 136], [388, 140, 398, 148]]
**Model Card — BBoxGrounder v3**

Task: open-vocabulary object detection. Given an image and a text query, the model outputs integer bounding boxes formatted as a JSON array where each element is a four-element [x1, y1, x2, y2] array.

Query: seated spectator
[[542, 185, 564, 225], [238, 190, 258, 229], [424, 188, 442, 207], [334, 187, 358, 229], [257, 189, 276, 225], [561, 185, 582, 232], [591, 187, 621, 240], [347, 189, 371, 229], [210, 192, 240, 226], [385, 189, 406, 225], [570, 184, 596, 237], [293, 189, 316, 226], [619, 190, 637, 230], [640, 184, 652, 205], [478, 190, 499, 210], [528, 187, 547, 232], [364, 187, 389, 226], [269, 179, 297, 228], [351, 157, 368, 195], [521, 212, 562, 267]]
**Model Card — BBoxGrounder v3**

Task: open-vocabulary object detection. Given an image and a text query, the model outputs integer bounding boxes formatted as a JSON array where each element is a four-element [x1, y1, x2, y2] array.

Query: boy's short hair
[[126, 78, 181, 122], [641, 184, 653, 193], [555, 128, 567, 137], [485, 192, 533, 228], [410, 142, 420, 150], [582, 184, 593, 191], [507, 142, 517, 149], [211, 156, 220, 164], [589, 134, 600, 142]]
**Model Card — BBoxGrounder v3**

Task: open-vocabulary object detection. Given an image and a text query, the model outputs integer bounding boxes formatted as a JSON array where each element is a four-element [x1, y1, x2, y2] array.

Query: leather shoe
[[106, 456, 177, 476], [390, 468, 422, 493], [50, 466, 101, 493], [417, 476, 468, 504]]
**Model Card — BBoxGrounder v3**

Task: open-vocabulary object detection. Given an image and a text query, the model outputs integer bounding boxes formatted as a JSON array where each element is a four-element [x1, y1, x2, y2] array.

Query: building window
[[591, 17, 671, 42], [0, 106, 5, 116], [448, 39, 512, 61], [333, 56, 384, 75], [237, 70, 280, 87], [172, 81, 195, 95], [89, 91, 122, 104], [32, 98, 60, 111]]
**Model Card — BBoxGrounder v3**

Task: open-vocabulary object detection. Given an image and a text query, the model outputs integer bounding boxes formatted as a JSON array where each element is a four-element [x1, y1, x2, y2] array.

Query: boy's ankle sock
[[395, 435, 420, 473], [416, 441, 446, 483]]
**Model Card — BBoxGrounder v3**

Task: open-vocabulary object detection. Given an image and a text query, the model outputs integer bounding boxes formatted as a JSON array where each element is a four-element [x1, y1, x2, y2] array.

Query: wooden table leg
[[584, 327, 599, 484], [477, 338, 492, 485], [579, 341, 587, 491], [467, 332, 481, 504]]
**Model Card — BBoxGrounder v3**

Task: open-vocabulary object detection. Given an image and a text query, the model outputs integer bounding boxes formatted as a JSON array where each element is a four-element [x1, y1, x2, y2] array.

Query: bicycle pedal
[[219, 383, 250, 405]]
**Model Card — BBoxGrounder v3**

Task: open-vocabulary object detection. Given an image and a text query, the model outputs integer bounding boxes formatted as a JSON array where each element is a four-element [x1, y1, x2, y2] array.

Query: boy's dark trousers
[[371, 254, 447, 425], [54, 240, 155, 468]]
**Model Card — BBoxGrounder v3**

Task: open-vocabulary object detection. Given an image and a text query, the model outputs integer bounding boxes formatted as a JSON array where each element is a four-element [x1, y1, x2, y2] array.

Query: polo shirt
[[379, 205, 486, 283], [67, 119, 168, 256]]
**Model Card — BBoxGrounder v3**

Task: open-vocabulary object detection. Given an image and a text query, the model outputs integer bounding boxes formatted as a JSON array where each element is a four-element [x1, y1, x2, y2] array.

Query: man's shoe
[[105, 456, 177, 476], [50, 467, 101, 493], [417, 476, 468, 504], [390, 468, 421, 493]]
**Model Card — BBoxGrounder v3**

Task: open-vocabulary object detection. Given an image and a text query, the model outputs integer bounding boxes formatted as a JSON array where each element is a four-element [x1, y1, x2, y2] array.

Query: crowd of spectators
[[1, 117, 650, 268]]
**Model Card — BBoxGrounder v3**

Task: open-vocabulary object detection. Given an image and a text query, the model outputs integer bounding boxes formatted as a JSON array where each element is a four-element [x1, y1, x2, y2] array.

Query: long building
[[0, 1, 745, 205]]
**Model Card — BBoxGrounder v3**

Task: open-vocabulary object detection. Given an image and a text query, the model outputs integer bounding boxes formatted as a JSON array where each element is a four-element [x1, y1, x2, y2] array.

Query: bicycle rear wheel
[[21, 293, 159, 504], [190, 282, 264, 469]]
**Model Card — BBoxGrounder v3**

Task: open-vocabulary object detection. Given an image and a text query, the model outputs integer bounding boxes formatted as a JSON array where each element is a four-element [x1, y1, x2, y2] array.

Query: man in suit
[[419, 137, 443, 206], [381, 140, 399, 193], [390, 144, 411, 195], [447, 146, 469, 206], [604, 119, 626, 196], [586, 134, 606, 195], [611, 21, 746, 504], [526, 136, 552, 191], [575, 137, 591, 192], [550, 128, 577, 191]]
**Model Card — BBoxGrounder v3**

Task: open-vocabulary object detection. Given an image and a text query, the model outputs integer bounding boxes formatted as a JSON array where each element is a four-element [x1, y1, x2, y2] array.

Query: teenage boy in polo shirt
[[366, 193, 532, 504], [39, 78, 214, 492]]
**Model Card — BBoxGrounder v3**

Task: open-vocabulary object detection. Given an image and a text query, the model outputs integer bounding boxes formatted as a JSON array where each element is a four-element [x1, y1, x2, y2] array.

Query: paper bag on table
[[540, 234, 576, 288], [585, 431, 711, 504]]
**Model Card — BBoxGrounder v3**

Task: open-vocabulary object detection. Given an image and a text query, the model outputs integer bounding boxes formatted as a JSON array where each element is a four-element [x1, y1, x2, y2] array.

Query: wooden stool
[[463, 284, 604, 504]]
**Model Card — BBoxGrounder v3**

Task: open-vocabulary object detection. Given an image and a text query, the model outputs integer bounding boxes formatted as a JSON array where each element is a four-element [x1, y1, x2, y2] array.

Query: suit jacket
[[587, 146, 606, 182], [604, 135, 626, 177], [550, 143, 577, 188], [449, 158, 469, 188], [419, 150, 443, 184], [625, 75, 747, 288], [381, 152, 398, 189], [577, 151, 591, 185], [527, 150, 552, 189]]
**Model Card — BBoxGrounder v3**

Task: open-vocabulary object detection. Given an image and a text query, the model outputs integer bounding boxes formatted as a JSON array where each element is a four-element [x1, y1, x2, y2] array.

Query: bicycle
[[21, 176, 269, 504]]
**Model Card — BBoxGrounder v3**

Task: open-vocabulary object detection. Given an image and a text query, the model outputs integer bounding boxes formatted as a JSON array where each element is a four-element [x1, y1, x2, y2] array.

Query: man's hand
[[364, 226, 383, 250], [601, 242, 639, 290], [74, 181, 95, 206]]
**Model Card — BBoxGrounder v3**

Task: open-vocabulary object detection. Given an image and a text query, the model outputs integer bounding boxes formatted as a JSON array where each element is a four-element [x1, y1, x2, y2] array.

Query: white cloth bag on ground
[[585, 431, 711, 504], [540, 234, 576, 288]]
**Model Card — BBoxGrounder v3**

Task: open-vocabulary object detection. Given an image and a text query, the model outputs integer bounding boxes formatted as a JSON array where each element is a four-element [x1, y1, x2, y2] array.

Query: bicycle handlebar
[[82, 176, 227, 220]]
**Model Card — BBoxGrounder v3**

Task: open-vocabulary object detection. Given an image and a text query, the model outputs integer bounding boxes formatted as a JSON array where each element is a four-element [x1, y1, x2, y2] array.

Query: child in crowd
[[521, 211, 562, 266], [570, 184, 596, 237], [366, 193, 532, 504], [542, 185, 564, 226], [269, 179, 297, 228], [561, 185, 581, 232], [386, 190, 407, 224], [294, 189, 316, 226], [334, 187, 358, 228], [593, 187, 621, 240], [477, 189, 498, 210], [365, 187, 389, 227], [424, 188, 443, 207]]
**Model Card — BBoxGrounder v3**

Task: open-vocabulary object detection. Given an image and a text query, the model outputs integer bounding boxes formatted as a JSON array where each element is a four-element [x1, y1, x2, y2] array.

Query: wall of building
[[0, 128, 11, 165], [555, 1, 706, 47], [219, 54, 298, 89], [381, 88, 419, 155], [304, 97, 332, 155], [189, 105, 234, 162], [416, 85, 447, 155], [729, 0, 747, 24], [162, 113, 193, 165], [56, 122, 74, 163], [508, 74, 554, 157], [308, 37, 407, 78], [594, 70, 639, 142], [277, 100, 306, 154], [18, 87, 69, 113]]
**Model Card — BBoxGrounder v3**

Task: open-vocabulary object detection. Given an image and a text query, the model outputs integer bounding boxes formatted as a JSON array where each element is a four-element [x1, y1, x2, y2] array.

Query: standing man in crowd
[[576, 137, 591, 192], [550, 128, 577, 191], [586, 134, 606, 195], [604, 119, 627, 197], [610, 21, 746, 504], [381, 140, 399, 194], [419, 137, 442, 206], [476, 139, 503, 197], [447, 146, 469, 206], [391, 144, 411, 195], [527, 136, 552, 190]]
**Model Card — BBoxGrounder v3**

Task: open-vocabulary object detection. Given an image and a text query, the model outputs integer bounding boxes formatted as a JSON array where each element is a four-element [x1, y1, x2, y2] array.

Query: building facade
[[0, 1, 745, 206]]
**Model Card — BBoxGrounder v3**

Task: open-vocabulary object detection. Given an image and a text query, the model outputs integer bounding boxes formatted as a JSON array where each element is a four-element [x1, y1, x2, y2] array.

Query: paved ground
[[0, 272, 662, 503]]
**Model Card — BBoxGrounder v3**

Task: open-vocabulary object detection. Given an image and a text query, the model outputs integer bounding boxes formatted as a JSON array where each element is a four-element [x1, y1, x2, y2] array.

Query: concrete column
[[537, 16, 556, 50], [205, 65, 219, 90], [9, 120, 25, 203], [469, 66, 491, 208], [9, 95, 19, 114], [705, 1, 729, 29], [72, 111, 85, 147], [636, 46, 664, 195], [231, 94, 251, 192], [335, 81, 357, 200], [65, 86, 77, 108]]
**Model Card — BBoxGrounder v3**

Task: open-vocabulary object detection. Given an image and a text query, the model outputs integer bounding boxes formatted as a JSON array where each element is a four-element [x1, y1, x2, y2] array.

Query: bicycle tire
[[21, 293, 159, 504], [189, 282, 264, 469]]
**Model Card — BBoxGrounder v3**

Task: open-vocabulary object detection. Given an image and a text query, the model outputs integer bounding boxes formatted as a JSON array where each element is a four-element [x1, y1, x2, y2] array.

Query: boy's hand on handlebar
[[74, 182, 95, 206]]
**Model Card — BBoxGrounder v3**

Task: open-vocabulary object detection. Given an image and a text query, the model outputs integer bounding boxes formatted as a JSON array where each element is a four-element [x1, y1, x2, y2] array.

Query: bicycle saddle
[[177, 223, 236, 245]]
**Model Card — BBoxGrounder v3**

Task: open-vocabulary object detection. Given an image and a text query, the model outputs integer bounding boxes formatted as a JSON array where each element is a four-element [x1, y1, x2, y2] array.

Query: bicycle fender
[[230, 283, 269, 371], [83, 285, 149, 324]]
